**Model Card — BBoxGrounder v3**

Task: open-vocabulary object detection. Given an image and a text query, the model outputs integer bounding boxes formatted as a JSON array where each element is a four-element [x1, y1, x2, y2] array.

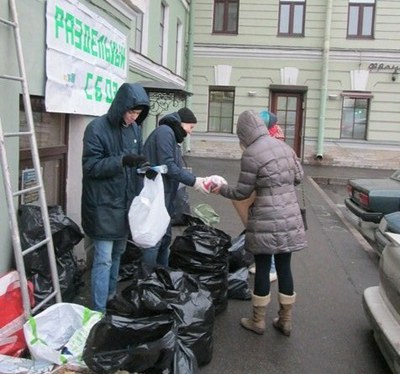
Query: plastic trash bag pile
[[83, 268, 214, 374], [0, 202, 253, 373], [18, 205, 84, 308]]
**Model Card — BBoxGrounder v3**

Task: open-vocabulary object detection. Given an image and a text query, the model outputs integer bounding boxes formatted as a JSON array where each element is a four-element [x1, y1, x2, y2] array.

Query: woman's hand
[[209, 175, 227, 194]]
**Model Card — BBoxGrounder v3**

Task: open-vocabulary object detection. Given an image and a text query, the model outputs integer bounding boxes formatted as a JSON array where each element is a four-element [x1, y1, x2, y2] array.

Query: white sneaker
[[269, 272, 277, 282], [249, 265, 256, 274], [249, 266, 277, 283]]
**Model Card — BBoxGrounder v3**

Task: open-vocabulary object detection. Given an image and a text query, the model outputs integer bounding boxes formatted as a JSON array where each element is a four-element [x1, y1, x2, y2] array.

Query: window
[[175, 20, 183, 75], [278, 0, 305, 36], [208, 88, 235, 133], [347, 1, 375, 38], [19, 96, 68, 208], [133, 11, 143, 52], [212, 0, 239, 34], [158, 3, 166, 64], [340, 95, 370, 140]]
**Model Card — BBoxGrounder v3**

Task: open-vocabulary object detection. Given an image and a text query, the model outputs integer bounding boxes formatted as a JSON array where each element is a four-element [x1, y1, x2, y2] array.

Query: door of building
[[19, 96, 68, 209], [270, 91, 305, 157]]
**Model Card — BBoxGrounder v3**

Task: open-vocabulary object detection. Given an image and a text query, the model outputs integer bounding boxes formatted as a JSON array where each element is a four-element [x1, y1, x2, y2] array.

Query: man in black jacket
[[142, 108, 210, 267], [81, 82, 149, 313]]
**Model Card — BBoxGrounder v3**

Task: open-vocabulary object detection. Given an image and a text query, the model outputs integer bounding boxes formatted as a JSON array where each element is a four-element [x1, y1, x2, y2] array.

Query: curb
[[308, 176, 377, 257], [310, 176, 350, 186]]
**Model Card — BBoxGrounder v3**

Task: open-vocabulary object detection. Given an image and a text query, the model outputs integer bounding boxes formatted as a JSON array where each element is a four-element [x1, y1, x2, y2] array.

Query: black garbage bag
[[228, 267, 251, 300], [83, 314, 176, 374], [31, 250, 83, 308], [228, 234, 254, 273], [171, 185, 191, 226], [121, 268, 215, 367], [169, 225, 231, 315], [118, 240, 152, 282], [18, 205, 83, 276], [174, 340, 199, 374]]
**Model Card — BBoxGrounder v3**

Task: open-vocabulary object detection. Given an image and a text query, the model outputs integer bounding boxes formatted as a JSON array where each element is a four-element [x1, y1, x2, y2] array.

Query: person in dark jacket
[[142, 107, 211, 267], [81, 82, 149, 313], [212, 110, 307, 336]]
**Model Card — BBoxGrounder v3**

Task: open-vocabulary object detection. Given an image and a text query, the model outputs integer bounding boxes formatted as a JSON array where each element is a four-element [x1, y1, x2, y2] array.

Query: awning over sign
[[137, 80, 193, 115]]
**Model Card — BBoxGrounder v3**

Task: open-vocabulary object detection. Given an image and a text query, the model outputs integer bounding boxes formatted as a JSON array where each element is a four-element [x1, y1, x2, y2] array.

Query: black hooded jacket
[[81, 83, 149, 240], [143, 112, 196, 214]]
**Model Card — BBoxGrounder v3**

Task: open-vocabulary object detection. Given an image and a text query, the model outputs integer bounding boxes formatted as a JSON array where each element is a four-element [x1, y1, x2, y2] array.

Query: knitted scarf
[[163, 120, 187, 144]]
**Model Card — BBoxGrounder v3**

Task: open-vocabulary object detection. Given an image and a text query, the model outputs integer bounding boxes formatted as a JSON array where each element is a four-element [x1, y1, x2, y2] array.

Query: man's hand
[[122, 154, 147, 167], [145, 169, 158, 180], [193, 177, 210, 195]]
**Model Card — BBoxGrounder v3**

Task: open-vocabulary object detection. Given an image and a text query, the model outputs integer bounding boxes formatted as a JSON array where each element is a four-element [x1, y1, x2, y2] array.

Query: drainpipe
[[316, 0, 333, 160], [183, 0, 195, 153]]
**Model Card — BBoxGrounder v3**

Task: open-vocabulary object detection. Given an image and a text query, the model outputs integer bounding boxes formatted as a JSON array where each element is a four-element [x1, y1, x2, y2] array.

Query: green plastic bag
[[193, 203, 220, 226]]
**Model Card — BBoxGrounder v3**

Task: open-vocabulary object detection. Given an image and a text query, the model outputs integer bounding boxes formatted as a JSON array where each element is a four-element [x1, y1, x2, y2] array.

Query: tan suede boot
[[273, 292, 296, 337], [240, 293, 271, 335]]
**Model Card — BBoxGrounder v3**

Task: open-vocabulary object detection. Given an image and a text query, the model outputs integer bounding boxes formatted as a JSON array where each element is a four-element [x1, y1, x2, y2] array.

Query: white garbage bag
[[129, 173, 170, 248], [23, 303, 102, 365]]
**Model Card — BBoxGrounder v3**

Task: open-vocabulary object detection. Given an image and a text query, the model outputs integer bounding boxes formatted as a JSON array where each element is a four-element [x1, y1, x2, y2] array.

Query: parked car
[[345, 169, 400, 223], [375, 212, 400, 256], [363, 231, 400, 374]]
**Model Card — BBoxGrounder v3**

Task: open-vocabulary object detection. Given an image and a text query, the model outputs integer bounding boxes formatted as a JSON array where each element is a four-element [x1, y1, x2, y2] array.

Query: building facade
[[188, 0, 400, 169], [0, 0, 192, 274], [1, 0, 400, 275]]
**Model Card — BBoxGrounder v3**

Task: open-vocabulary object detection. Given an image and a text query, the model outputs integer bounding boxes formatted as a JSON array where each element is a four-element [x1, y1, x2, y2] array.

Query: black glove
[[145, 169, 158, 180], [139, 161, 151, 169], [122, 154, 147, 167]]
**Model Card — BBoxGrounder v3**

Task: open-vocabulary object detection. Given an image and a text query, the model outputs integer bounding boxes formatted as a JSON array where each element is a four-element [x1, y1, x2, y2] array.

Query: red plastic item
[[0, 270, 34, 357]]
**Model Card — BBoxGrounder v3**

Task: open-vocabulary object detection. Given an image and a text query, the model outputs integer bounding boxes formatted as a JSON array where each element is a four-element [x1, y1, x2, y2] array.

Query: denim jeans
[[91, 238, 127, 313], [142, 224, 171, 267]]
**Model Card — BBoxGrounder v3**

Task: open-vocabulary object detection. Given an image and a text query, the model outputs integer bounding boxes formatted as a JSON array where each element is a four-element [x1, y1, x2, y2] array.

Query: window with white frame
[[340, 94, 371, 140], [208, 87, 235, 133], [175, 20, 183, 75], [159, 2, 166, 64], [106, 1, 148, 54], [278, 0, 306, 37], [133, 11, 143, 52], [347, 0, 375, 38]]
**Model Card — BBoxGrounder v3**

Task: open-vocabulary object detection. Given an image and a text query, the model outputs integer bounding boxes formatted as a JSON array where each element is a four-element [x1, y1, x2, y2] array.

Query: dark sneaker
[[106, 295, 134, 316]]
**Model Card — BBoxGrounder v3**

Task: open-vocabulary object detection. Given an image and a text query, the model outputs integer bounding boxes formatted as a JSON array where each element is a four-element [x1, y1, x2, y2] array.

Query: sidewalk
[[183, 156, 389, 373], [182, 155, 396, 238], [74, 156, 394, 312], [72, 156, 390, 373]]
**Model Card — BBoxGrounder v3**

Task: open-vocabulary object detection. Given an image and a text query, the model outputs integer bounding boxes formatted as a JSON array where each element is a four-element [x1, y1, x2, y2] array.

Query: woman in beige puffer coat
[[217, 110, 307, 336]]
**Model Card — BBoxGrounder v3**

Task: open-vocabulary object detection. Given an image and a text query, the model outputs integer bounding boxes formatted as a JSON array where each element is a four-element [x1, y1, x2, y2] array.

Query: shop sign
[[45, 0, 127, 115]]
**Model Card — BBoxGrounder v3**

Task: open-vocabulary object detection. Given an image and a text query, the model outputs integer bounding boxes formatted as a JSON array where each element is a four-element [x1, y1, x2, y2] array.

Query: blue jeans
[[142, 224, 171, 267], [91, 238, 127, 313]]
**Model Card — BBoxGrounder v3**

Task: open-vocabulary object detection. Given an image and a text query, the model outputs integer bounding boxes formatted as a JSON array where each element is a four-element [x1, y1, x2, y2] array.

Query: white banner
[[45, 0, 128, 115]]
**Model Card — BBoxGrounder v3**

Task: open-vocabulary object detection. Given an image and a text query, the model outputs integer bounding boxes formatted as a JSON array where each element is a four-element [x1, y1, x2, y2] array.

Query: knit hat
[[259, 110, 278, 129], [259, 111, 270, 126], [178, 107, 197, 124]]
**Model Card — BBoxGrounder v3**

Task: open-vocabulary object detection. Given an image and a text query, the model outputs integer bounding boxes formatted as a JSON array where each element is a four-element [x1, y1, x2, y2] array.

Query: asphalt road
[[181, 156, 390, 374]]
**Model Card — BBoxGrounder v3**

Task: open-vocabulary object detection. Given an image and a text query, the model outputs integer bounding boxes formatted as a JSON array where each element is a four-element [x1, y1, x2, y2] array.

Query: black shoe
[[106, 295, 134, 316]]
